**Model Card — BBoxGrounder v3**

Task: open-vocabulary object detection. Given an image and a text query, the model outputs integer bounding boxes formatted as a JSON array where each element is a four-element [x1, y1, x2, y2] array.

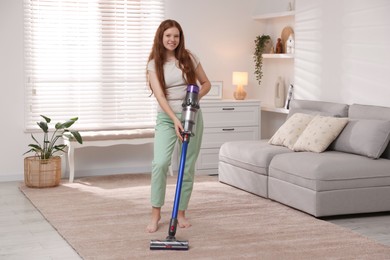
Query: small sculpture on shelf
[[275, 38, 283, 53], [286, 34, 295, 54]]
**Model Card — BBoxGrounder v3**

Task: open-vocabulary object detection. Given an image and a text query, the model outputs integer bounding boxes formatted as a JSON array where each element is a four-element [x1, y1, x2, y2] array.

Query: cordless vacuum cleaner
[[150, 84, 200, 251]]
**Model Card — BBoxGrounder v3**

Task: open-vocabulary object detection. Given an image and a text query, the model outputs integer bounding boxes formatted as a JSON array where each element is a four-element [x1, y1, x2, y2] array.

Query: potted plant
[[253, 34, 271, 86], [24, 115, 83, 188]]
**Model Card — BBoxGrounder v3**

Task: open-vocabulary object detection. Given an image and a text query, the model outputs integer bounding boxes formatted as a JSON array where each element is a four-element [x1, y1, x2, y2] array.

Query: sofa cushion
[[293, 115, 348, 152], [349, 104, 390, 159], [268, 113, 314, 149], [331, 119, 390, 159], [269, 151, 390, 191], [288, 99, 349, 118], [219, 140, 293, 176], [382, 146, 390, 160]]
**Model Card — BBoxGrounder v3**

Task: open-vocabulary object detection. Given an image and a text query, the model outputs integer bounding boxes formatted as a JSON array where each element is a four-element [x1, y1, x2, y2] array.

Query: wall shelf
[[254, 9, 295, 137], [262, 53, 294, 59], [253, 11, 295, 21]]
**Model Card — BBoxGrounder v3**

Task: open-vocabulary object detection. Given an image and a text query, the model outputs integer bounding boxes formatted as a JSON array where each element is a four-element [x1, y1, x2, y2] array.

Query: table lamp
[[232, 71, 248, 100]]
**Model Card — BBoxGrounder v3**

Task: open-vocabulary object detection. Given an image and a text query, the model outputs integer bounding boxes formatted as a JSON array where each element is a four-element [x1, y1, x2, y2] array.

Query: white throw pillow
[[293, 115, 349, 153], [268, 113, 314, 150]]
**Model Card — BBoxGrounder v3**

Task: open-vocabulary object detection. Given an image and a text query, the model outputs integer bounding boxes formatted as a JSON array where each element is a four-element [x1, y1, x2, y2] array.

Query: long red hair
[[147, 19, 197, 96]]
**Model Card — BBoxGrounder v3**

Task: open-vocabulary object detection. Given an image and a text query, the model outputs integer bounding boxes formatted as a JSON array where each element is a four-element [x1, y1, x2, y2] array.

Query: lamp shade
[[232, 72, 248, 86]]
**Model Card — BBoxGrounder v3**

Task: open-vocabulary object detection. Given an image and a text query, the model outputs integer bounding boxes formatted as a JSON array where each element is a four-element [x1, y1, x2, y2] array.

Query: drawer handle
[[222, 128, 235, 131], [222, 107, 235, 111]]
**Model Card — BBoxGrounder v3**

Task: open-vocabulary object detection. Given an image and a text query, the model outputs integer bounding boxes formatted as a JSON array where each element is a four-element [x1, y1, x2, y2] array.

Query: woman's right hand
[[173, 117, 184, 142]]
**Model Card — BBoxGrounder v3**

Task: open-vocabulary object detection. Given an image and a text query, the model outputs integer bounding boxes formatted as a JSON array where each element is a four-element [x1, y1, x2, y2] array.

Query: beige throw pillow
[[268, 113, 314, 150], [293, 115, 349, 153]]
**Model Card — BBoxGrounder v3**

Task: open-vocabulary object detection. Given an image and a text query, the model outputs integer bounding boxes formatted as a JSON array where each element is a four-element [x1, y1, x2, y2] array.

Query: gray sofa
[[218, 99, 390, 217]]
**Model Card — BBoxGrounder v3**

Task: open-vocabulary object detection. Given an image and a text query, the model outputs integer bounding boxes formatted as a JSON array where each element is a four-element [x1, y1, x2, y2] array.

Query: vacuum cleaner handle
[[181, 84, 200, 137]]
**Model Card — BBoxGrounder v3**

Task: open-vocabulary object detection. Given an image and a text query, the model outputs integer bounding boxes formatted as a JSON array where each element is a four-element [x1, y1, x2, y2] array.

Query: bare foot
[[146, 207, 161, 233], [178, 210, 192, 228]]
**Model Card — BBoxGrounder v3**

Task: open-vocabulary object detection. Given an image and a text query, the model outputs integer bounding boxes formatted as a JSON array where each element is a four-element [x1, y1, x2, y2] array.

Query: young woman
[[146, 19, 211, 233]]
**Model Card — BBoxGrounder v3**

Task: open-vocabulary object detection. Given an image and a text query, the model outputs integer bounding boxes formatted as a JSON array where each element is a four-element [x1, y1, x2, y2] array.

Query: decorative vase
[[24, 156, 61, 188], [274, 77, 285, 108]]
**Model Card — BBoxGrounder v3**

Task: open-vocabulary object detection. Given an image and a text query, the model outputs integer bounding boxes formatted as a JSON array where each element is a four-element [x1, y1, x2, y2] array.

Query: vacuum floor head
[[150, 237, 189, 250]]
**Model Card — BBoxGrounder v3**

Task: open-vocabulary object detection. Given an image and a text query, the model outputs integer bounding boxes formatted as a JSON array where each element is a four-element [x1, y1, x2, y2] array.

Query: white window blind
[[24, 0, 164, 131]]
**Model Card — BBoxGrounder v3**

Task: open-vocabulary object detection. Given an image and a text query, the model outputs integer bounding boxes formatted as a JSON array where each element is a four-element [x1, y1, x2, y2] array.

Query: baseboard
[[0, 173, 24, 182], [0, 166, 153, 183], [63, 166, 152, 179]]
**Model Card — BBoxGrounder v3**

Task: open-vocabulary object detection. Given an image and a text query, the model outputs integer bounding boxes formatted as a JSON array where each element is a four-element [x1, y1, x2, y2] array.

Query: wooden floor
[[0, 181, 81, 260], [1, 181, 389, 259]]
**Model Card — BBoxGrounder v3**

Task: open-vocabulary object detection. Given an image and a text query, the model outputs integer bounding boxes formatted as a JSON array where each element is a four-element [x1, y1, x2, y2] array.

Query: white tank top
[[147, 52, 200, 113]]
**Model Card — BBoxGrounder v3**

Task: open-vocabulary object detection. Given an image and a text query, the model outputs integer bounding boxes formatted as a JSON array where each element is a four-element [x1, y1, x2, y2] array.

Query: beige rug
[[20, 174, 390, 259]]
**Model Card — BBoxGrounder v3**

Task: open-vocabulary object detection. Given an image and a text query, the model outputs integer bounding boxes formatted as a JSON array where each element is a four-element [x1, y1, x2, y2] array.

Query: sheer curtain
[[24, 0, 164, 131]]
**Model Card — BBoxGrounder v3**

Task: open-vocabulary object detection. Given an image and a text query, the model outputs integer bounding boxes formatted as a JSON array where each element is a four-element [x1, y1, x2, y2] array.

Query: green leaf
[[63, 118, 78, 128], [53, 145, 67, 155], [37, 121, 48, 133], [40, 115, 51, 123], [28, 144, 42, 150], [31, 134, 40, 145], [54, 144, 67, 150], [23, 148, 37, 155], [56, 119, 77, 129], [71, 131, 83, 144]]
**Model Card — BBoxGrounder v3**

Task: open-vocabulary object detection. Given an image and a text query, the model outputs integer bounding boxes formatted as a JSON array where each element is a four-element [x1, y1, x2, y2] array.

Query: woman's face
[[162, 27, 180, 52]]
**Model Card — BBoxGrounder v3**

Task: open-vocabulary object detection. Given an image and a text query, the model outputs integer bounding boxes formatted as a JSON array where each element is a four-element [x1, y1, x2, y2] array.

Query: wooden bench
[[63, 129, 173, 182]]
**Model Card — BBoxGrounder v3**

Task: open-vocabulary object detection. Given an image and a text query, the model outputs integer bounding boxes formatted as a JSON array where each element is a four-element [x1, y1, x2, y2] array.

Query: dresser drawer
[[196, 148, 220, 171], [201, 126, 259, 148], [201, 105, 259, 127]]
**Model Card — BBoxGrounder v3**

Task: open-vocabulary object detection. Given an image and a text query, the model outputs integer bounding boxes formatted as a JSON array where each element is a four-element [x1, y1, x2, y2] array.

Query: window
[[24, 0, 164, 131]]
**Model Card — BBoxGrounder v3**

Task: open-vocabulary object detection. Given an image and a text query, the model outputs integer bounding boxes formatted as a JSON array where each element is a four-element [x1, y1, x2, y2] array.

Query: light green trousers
[[151, 110, 203, 210]]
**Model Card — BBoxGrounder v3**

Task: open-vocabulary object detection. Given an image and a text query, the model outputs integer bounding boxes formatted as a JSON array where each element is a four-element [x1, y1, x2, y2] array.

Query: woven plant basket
[[24, 156, 61, 188]]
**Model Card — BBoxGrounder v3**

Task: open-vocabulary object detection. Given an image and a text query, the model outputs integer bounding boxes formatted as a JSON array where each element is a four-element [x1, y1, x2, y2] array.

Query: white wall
[[0, 0, 28, 181], [295, 0, 390, 107]]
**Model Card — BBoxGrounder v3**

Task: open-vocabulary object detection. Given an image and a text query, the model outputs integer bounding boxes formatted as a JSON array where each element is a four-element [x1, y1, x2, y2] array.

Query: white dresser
[[196, 99, 261, 174]]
